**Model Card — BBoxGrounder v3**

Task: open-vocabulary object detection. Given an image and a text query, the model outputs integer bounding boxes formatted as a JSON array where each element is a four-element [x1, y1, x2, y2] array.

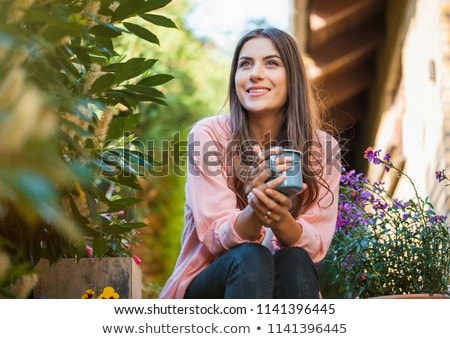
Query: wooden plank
[[309, 0, 384, 48]]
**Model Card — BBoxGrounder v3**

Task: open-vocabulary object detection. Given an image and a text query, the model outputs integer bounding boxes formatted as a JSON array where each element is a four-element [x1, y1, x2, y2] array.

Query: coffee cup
[[269, 149, 303, 196]]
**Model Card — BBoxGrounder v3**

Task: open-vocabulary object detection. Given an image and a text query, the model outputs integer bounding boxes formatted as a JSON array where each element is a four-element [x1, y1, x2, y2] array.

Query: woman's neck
[[248, 113, 284, 148]]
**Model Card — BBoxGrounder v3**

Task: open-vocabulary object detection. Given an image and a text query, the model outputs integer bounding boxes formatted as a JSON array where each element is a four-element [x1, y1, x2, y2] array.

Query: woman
[[159, 27, 341, 299]]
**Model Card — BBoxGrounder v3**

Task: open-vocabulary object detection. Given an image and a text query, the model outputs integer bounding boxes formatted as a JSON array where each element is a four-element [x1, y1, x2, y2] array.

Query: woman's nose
[[250, 64, 264, 81]]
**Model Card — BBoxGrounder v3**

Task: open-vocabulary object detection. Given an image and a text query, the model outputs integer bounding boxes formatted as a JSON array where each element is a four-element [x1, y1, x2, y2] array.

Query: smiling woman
[[158, 27, 341, 299]]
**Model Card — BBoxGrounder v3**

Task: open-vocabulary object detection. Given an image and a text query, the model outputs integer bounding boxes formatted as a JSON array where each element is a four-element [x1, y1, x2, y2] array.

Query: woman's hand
[[244, 145, 282, 196], [236, 145, 304, 244], [246, 145, 294, 226], [248, 181, 306, 246], [247, 185, 292, 225]]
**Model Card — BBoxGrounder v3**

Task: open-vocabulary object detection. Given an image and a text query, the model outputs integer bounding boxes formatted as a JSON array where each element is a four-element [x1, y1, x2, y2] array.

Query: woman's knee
[[273, 246, 319, 298], [274, 246, 318, 278], [274, 246, 314, 266], [229, 243, 273, 267]]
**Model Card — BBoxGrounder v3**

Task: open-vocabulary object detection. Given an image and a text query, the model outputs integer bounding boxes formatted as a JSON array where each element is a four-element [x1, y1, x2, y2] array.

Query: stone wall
[[33, 257, 142, 299], [371, 0, 450, 217]]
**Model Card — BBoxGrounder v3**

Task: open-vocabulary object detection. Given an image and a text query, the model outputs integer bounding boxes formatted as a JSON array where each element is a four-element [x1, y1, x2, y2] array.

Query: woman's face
[[235, 37, 288, 117]]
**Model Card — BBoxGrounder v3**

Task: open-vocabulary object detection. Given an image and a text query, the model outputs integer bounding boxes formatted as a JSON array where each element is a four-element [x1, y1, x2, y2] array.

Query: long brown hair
[[224, 27, 334, 216]]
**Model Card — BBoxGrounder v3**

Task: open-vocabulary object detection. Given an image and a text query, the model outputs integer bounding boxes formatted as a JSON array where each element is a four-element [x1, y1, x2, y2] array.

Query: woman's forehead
[[238, 37, 279, 58]]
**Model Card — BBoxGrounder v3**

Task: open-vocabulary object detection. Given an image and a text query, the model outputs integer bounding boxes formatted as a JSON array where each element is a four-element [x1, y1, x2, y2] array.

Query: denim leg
[[184, 243, 274, 299], [274, 246, 319, 299]]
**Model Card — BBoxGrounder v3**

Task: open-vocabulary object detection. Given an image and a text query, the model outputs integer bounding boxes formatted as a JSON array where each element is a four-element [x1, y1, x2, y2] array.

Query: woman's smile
[[247, 86, 271, 97]]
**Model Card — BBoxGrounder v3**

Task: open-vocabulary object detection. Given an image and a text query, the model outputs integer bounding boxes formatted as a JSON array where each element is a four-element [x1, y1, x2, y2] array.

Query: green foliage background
[[0, 0, 231, 298], [114, 0, 230, 296]]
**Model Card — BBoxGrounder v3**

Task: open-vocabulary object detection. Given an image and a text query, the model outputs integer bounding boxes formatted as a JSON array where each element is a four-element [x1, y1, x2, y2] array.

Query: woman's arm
[[247, 132, 341, 262], [185, 118, 266, 256]]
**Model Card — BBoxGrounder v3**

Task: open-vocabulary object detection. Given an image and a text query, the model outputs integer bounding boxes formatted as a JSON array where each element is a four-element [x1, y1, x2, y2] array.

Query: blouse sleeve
[[185, 119, 266, 257], [291, 131, 341, 263]]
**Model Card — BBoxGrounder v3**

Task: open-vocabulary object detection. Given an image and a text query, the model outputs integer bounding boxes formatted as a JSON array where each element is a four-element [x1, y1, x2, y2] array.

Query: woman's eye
[[239, 61, 251, 68], [266, 59, 279, 66]]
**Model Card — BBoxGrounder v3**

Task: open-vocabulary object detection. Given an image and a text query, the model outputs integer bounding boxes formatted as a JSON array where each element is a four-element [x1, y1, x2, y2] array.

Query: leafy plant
[[0, 0, 176, 296], [323, 148, 450, 298], [111, 0, 231, 291]]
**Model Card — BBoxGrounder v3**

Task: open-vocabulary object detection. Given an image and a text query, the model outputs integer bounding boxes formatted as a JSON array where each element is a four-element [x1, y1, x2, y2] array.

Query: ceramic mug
[[269, 149, 303, 196]]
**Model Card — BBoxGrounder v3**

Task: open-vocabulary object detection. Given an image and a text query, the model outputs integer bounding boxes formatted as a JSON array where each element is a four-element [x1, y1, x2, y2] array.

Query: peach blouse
[[159, 115, 341, 298]]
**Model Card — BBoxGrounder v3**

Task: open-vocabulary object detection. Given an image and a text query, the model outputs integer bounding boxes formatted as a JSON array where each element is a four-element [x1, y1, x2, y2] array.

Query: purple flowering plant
[[324, 147, 450, 298]]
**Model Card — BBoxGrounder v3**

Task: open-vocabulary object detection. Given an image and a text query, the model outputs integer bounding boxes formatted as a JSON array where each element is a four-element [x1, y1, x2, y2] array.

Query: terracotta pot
[[370, 293, 450, 299]]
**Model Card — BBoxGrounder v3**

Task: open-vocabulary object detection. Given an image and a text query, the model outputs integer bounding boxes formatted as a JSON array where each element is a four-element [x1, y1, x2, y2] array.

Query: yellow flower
[[97, 286, 120, 299], [81, 289, 96, 299]]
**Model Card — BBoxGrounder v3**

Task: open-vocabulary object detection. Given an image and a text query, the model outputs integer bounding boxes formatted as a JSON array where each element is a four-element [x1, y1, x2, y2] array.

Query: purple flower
[[429, 215, 447, 223], [393, 199, 409, 209], [436, 169, 448, 183], [363, 147, 381, 164], [327, 146, 450, 299], [364, 147, 395, 171]]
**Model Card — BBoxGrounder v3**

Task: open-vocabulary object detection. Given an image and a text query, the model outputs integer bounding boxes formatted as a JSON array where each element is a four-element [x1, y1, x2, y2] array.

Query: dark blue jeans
[[184, 243, 319, 299]]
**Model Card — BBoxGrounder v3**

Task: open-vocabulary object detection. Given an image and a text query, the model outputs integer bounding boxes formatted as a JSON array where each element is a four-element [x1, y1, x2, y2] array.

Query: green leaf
[[137, 74, 174, 86], [124, 222, 147, 229], [139, 0, 173, 13], [85, 189, 103, 225], [104, 148, 152, 170], [139, 13, 177, 28], [113, 174, 142, 190], [101, 90, 139, 108], [89, 73, 116, 94], [92, 236, 108, 257], [89, 23, 125, 38], [122, 88, 167, 105], [93, 35, 115, 55], [91, 159, 119, 176], [71, 46, 92, 67], [112, 0, 172, 21], [104, 223, 135, 235], [111, 0, 146, 21], [114, 58, 156, 83], [122, 149, 153, 168], [110, 197, 144, 210], [106, 114, 142, 140], [123, 22, 159, 45], [125, 84, 165, 97], [102, 58, 157, 73], [99, 149, 143, 177], [120, 161, 140, 176]]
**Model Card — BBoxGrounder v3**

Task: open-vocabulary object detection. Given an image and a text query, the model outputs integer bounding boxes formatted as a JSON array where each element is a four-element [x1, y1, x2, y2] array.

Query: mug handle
[[269, 155, 278, 177]]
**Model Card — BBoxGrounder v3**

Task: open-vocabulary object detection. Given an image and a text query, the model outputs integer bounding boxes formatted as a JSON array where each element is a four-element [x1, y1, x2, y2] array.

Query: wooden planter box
[[33, 257, 142, 299]]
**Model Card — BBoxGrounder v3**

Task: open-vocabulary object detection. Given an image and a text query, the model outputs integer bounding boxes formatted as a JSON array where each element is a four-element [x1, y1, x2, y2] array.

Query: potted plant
[[321, 148, 450, 299], [0, 0, 176, 298]]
